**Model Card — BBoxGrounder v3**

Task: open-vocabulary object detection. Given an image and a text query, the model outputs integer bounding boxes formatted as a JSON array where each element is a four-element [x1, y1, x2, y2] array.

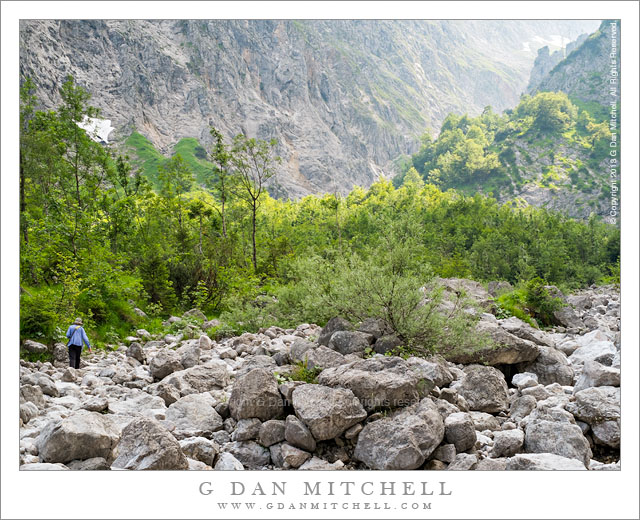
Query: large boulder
[[20, 384, 45, 409], [499, 317, 555, 348], [509, 395, 537, 422], [353, 398, 444, 470], [444, 318, 539, 365], [148, 381, 182, 406], [111, 417, 189, 470], [491, 429, 525, 458], [179, 437, 219, 466], [524, 419, 591, 467], [573, 360, 620, 393], [405, 356, 454, 388], [214, 452, 244, 470], [126, 342, 146, 364], [436, 278, 494, 311], [221, 441, 270, 470], [281, 443, 311, 469], [358, 318, 392, 339], [517, 346, 574, 386], [228, 368, 284, 421], [149, 349, 183, 381], [259, 420, 286, 448], [284, 415, 316, 452], [568, 341, 617, 368], [444, 412, 476, 452], [291, 384, 366, 441], [317, 317, 353, 346], [456, 365, 509, 413], [289, 339, 315, 364], [318, 356, 421, 411], [302, 346, 346, 370], [553, 305, 584, 329], [328, 330, 374, 356], [567, 386, 620, 448], [176, 343, 200, 369], [52, 343, 69, 366], [21, 372, 59, 397], [506, 453, 587, 470], [183, 308, 207, 322], [108, 391, 166, 416], [37, 411, 120, 464], [159, 362, 230, 397], [22, 340, 48, 354], [165, 393, 223, 438]]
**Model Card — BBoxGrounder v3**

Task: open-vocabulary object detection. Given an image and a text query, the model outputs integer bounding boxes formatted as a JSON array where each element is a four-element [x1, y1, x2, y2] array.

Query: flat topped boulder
[[36, 411, 121, 464], [354, 398, 444, 470], [165, 393, 223, 438], [228, 368, 284, 421], [160, 361, 229, 397], [506, 453, 587, 471], [317, 356, 421, 411], [499, 317, 555, 348], [443, 318, 540, 366], [291, 384, 366, 441]]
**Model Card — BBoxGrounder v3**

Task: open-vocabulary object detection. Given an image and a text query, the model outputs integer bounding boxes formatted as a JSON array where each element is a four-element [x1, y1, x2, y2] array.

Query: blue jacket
[[66, 325, 91, 350]]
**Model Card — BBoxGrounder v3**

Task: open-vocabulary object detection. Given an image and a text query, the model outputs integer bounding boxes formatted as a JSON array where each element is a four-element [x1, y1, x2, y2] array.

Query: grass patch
[[125, 132, 167, 189], [172, 138, 215, 186]]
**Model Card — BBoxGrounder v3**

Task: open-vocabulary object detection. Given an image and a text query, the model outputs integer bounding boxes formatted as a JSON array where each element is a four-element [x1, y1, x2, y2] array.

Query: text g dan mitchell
[[199, 480, 453, 497]]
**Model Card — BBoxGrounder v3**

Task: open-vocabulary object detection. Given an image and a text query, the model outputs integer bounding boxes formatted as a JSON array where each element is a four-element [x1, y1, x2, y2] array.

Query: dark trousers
[[68, 345, 82, 369]]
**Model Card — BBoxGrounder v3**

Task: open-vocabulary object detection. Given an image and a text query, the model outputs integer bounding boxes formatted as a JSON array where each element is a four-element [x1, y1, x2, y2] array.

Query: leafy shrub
[[495, 290, 539, 328], [272, 220, 484, 357], [523, 277, 565, 326], [275, 361, 321, 384]]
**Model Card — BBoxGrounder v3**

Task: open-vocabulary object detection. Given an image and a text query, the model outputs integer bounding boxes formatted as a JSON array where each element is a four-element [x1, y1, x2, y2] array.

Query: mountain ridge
[[19, 19, 599, 197]]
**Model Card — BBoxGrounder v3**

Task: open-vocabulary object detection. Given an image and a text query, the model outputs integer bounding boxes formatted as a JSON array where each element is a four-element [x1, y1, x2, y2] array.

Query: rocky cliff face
[[527, 34, 588, 93], [528, 20, 620, 105], [20, 19, 598, 197]]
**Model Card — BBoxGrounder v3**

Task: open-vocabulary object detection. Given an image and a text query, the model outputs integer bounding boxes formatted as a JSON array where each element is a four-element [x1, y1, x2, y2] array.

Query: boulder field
[[19, 283, 620, 471]]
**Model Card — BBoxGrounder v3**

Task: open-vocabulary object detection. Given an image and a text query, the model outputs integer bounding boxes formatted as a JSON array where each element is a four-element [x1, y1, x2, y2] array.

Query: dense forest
[[394, 91, 614, 206], [19, 77, 620, 350]]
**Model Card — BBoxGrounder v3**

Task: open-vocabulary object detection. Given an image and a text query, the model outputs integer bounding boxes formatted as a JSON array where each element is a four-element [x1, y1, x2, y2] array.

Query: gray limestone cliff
[[20, 20, 598, 197]]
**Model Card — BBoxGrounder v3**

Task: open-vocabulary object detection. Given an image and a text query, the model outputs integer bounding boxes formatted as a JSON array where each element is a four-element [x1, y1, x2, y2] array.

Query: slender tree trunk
[[20, 148, 28, 245], [221, 196, 227, 238], [251, 199, 257, 271], [73, 130, 81, 207]]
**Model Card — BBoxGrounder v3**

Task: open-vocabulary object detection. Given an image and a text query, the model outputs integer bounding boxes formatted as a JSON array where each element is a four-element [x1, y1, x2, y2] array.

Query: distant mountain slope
[[19, 19, 598, 197], [527, 33, 589, 94], [528, 20, 620, 107], [399, 21, 619, 221]]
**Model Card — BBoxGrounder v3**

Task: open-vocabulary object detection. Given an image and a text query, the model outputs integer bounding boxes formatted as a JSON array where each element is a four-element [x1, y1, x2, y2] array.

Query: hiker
[[66, 317, 92, 369]]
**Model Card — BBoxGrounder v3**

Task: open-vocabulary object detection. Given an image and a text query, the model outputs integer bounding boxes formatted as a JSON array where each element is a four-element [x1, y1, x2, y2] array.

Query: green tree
[[229, 134, 281, 271]]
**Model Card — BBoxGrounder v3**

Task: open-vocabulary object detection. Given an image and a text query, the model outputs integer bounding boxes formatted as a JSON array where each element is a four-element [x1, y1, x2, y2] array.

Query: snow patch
[[76, 116, 115, 144]]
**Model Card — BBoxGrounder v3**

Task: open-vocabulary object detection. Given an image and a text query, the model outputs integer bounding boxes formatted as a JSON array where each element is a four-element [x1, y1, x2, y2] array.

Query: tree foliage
[[19, 77, 620, 349]]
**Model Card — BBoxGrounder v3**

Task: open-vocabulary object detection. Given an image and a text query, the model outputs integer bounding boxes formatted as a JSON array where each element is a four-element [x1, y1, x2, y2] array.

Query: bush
[[495, 289, 539, 328], [272, 221, 484, 356], [524, 277, 565, 326], [276, 361, 321, 384]]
